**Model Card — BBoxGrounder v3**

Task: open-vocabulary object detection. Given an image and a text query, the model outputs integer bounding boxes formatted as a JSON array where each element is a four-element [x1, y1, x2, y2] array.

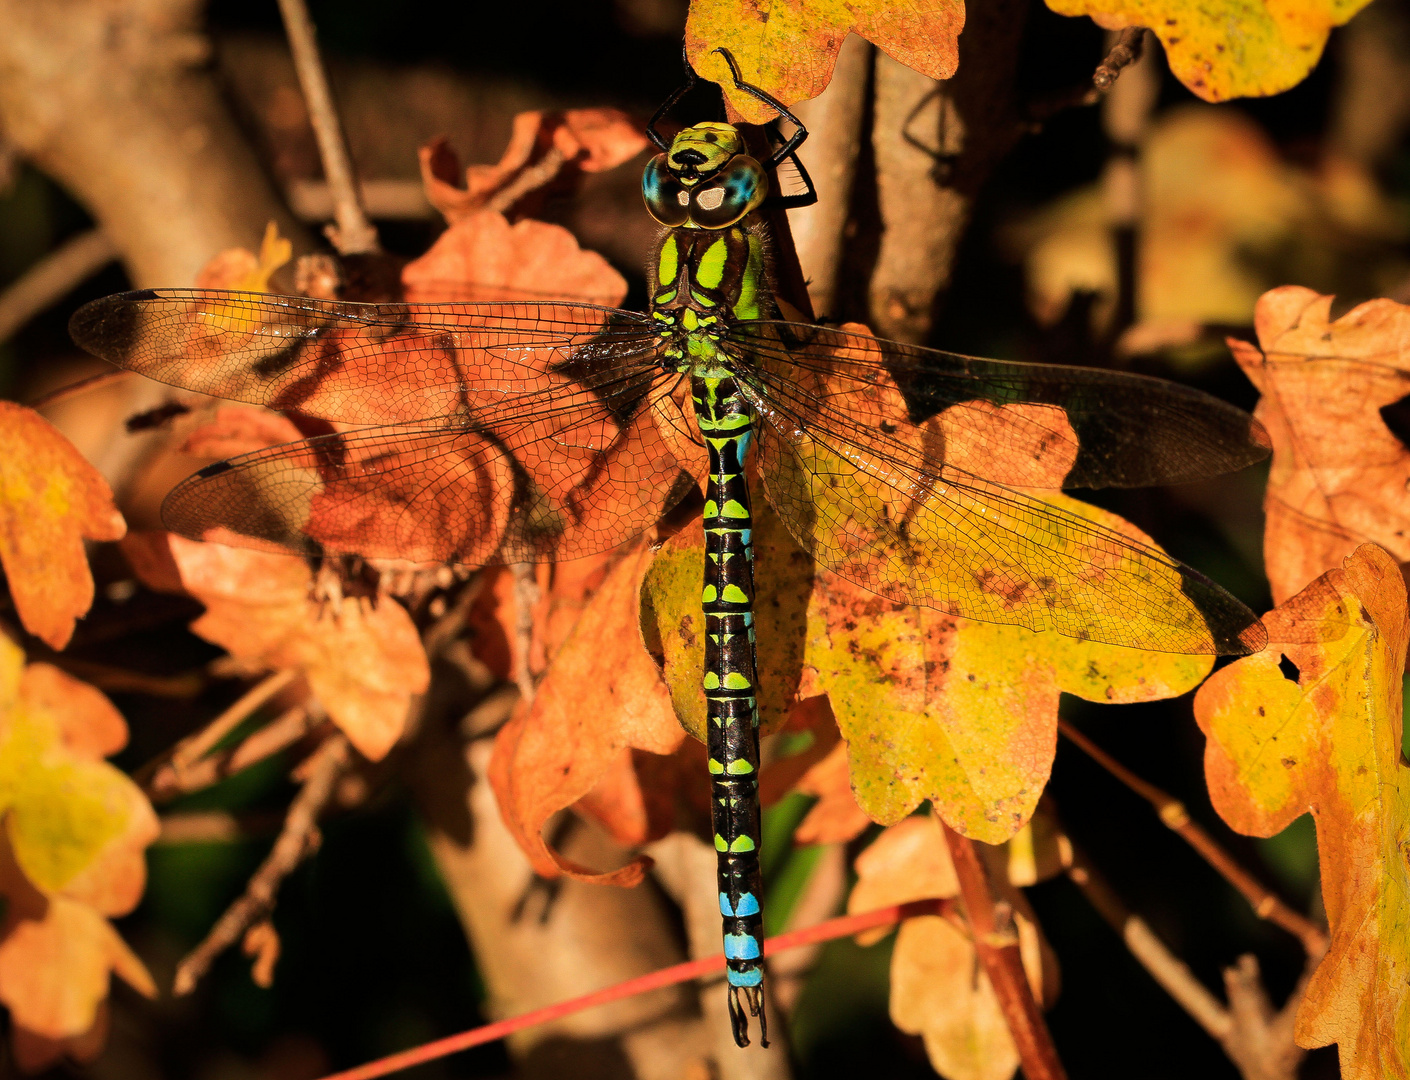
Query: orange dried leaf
[[1193, 544, 1410, 1079], [1231, 287, 1410, 605], [794, 742, 874, 845], [122, 531, 428, 761], [0, 841, 155, 1052], [489, 541, 685, 884], [0, 402, 126, 649], [401, 209, 628, 306], [1045, 0, 1371, 103], [194, 221, 292, 291], [686, 1, 963, 124]]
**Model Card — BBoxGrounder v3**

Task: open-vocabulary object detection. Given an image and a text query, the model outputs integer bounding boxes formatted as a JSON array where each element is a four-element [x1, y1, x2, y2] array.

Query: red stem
[[312, 897, 953, 1080], [941, 822, 1068, 1080]]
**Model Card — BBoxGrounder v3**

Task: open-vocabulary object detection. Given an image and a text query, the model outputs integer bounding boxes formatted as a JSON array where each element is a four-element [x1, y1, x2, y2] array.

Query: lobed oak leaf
[[685, 1, 963, 125], [848, 814, 1058, 1080], [122, 531, 428, 761], [1231, 286, 1410, 605], [0, 402, 126, 650], [489, 540, 685, 884], [1193, 544, 1410, 1079], [0, 838, 155, 1060], [1045, 0, 1372, 103]]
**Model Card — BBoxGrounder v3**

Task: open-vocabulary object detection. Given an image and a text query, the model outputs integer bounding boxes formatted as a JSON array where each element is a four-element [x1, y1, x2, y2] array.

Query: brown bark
[[868, 0, 1028, 343], [0, 0, 311, 289]]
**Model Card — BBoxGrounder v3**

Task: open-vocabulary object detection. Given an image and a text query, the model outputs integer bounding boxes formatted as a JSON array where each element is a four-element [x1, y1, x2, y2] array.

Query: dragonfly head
[[643, 122, 768, 230]]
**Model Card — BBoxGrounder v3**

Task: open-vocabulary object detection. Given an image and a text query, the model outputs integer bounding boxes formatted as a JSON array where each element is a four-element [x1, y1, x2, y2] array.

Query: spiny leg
[[696, 374, 768, 1048]]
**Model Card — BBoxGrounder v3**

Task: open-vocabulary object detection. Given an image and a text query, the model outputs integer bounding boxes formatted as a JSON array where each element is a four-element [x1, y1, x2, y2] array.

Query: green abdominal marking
[[694, 374, 769, 1042]]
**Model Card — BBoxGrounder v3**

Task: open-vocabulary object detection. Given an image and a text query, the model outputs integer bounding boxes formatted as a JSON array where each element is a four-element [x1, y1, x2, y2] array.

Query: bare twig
[[1094, 27, 1148, 91], [1058, 720, 1329, 956], [138, 669, 300, 792], [286, 178, 433, 221], [511, 563, 540, 705], [173, 733, 352, 995], [156, 809, 287, 845], [149, 706, 317, 801], [44, 655, 206, 698], [1065, 838, 1312, 1080], [487, 146, 568, 216], [275, 0, 379, 254], [940, 822, 1067, 1080], [0, 228, 117, 346]]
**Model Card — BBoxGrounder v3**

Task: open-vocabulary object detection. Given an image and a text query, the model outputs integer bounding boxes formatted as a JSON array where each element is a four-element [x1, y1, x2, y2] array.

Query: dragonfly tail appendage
[[696, 376, 768, 1049]]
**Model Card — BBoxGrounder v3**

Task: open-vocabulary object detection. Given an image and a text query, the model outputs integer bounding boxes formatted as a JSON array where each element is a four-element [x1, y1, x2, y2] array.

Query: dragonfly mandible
[[69, 50, 1270, 1049]]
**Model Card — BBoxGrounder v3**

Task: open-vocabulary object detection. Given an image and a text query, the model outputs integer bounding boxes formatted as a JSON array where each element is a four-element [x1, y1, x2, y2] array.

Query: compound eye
[[642, 155, 690, 227], [690, 155, 767, 228]]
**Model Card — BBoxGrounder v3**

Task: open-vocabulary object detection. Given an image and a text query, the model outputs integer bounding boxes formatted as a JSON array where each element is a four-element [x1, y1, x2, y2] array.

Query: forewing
[[731, 329, 1265, 655], [730, 321, 1271, 489], [69, 289, 656, 427], [163, 371, 695, 566]]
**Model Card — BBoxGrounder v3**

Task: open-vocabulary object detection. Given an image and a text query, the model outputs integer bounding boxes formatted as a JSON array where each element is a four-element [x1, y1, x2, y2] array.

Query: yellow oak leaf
[[0, 402, 126, 650], [1045, 0, 1372, 103], [1193, 543, 1410, 1080], [1230, 287, 1410, 606], [685, 0, 963, 124]]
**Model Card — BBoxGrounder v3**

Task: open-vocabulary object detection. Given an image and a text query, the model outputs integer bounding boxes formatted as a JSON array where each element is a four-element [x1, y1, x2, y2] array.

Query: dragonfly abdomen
[[694, 374, 768, 1048]]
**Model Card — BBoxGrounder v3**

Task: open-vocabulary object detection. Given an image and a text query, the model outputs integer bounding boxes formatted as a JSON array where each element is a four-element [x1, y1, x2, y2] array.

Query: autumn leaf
[[1193, 544, 1410, 1080], [401, 209, 628, 306], [0, 633, 158, 1064], [489, 540, 686, 885], [417, 109, 647, 224], [194, 221, 292, 291], [686, 0, 963, 124], [1230, 287, 1410, 605], [0, 403, 126, 650], [1045, 0, 1372, 103], [121, 531, 429, 761], [848, 814, 1058, 1080]]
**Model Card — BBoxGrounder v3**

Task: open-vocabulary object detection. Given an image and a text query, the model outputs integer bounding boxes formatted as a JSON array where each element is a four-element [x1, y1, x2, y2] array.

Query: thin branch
[[1066, 844, 1231, 1039], [0, 228, 117, 346], [311, 897, 955, 1080], [940, 822, 1068, 1080], [1093, 27, 1147, 91], [486, 146, 568, 216], [138, 669, 299, 792], [1064, 837, 1311, 1080], [275, 0, 379, 255], [25, 369, 135, 412], [1058, 720, 1329, 956], [511, 563, 540, 705], [172, 733, 352, 995], [148, 706, 316, 801], [155, 809, 286, 846], [44, 655, 206, 699]]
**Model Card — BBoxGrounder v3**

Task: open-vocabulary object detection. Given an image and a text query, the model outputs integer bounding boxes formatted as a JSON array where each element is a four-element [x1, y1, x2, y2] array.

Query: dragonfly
[[70, 50, 1269, 1049]]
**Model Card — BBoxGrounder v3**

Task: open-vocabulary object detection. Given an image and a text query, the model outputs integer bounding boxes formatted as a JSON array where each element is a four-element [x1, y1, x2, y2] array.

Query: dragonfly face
[[643, 123, 771, 377]]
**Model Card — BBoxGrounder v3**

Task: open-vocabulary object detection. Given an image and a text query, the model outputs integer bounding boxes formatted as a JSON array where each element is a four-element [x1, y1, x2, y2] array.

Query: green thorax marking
[[652, 224, 768, 374]]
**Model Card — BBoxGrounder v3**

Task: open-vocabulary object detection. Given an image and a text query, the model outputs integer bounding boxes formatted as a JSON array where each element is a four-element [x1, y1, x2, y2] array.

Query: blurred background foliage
[[3, 0, 1408, 1076]]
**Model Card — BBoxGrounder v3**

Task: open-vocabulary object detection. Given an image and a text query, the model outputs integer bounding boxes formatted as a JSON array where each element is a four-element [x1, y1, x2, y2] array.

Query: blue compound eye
[[690, 155, 767, 228], [642, 154, 691, 227]]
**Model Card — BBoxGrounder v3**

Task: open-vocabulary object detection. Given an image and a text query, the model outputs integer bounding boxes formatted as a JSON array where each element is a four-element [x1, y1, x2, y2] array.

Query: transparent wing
[[160, 372, 696, 565], [729, 321, 1271, 489], [69, 288, 658, 427], [728, 324, 1267, 655]]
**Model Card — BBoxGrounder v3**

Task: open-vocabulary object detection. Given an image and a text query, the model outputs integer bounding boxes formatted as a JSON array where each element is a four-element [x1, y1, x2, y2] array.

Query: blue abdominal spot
[[719, 891, 760, 917], [727, 967, 764, 987], [724, 933, 762, 960]]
